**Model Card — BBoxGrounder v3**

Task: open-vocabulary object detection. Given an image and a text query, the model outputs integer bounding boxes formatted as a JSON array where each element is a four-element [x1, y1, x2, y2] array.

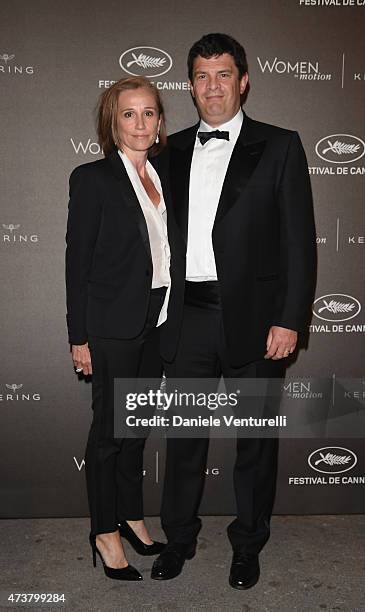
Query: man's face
[[189, 53, 248, 127]]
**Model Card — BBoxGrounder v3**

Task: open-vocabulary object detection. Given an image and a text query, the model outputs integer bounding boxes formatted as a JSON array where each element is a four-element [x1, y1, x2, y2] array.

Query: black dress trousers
[[161, 282, 286, 554], [85, 289, 165, 536]]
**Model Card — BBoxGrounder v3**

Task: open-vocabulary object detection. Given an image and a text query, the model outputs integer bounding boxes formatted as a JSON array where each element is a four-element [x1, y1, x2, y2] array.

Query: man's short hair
[[187, 33, 248, 81]]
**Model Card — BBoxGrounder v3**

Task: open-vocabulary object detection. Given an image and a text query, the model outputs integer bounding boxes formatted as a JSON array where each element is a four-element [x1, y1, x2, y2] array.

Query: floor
[[0, 515, 364, 612]]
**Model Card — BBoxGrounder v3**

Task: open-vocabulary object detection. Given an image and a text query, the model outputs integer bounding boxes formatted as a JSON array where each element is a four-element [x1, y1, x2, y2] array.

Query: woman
[[66, 77, 170, 581]]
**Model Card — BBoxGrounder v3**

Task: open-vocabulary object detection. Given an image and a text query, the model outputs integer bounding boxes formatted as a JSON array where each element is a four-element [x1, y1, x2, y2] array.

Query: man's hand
[[264, 326, 297, 360], [72, 343, 92, 375]]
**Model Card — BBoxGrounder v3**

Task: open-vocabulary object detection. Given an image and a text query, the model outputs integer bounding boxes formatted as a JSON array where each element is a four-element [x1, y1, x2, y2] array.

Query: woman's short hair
[[97, 76, 167, 157]]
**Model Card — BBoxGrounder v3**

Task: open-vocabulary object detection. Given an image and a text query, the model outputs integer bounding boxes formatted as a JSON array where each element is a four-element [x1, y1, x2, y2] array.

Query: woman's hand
[[72, 343, 92, 376]]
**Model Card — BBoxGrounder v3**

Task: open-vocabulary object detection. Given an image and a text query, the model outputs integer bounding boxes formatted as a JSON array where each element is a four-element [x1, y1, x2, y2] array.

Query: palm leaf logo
[[318, 299, 355, 314], [322, 140, 360, 156], [314, 452, 351, 466], [126, 53, 166, 70]]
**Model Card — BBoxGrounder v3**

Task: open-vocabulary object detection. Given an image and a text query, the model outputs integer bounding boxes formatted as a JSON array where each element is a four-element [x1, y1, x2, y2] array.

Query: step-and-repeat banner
[[1, 0, 364, 518]]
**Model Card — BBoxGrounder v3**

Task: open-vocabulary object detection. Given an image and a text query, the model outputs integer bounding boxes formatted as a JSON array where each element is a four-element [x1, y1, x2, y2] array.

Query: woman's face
[[116, 87, 161, 155]]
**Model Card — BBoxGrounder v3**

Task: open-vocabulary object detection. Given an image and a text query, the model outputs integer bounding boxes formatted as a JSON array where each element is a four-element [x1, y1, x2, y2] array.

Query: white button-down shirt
[[186, 109, 243, 281], [119, 150, 171, 327]]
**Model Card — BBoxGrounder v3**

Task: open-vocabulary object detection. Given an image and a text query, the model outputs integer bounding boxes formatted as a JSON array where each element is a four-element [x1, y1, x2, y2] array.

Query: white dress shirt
[[186, 109, 244, 281], [118, 150, 171, 327]]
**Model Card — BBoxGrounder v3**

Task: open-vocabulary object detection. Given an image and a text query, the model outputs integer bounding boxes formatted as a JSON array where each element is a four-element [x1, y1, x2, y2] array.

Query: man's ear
[[239, 73, 249, 95], [189, 80, 195, 98]]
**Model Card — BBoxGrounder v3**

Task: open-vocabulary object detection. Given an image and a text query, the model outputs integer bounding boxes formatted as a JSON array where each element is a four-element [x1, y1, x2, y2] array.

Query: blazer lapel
[[214, 114, 266, 225], [149, 151, 172, 213], [106, 149, 152, 262]]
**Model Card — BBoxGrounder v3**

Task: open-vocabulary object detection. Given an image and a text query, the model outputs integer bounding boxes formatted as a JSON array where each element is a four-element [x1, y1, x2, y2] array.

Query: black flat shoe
[[151, 541, 196, 580], [118, 520, 166, 556], [229, 552, 260, 590], [89, 533, 143, 581]]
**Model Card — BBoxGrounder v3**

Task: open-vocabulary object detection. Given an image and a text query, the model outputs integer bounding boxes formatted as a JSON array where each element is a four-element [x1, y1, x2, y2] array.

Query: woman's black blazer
[[65, 148, 178, 346]]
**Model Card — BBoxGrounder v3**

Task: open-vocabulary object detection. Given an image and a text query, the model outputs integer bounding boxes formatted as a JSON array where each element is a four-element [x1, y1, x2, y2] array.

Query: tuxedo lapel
[[169, 124, 198, 245], [106, 149, 152, 262], [214, 115, 266, 225]]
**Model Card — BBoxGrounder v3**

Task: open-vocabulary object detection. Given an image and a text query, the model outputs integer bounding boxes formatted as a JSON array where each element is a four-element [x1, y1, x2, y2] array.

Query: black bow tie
[[197, 130, 230, 146]]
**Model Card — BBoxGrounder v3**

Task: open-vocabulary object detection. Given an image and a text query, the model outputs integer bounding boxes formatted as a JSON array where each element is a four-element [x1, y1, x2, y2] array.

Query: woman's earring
[[155, 133, 160, 144]]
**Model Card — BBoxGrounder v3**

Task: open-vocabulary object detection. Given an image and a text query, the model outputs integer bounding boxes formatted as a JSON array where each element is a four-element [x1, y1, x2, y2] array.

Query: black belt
[[184, 281, 221, 310]]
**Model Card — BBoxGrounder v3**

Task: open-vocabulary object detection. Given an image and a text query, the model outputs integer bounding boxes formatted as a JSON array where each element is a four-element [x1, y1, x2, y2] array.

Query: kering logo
[[0, 54, 15, 64], [70, 138, 102, 155], [315, 134, 365, 164], [308, 447, 357, 474], [0, 383, 41, 402], [7, 383, 22, 393], [256, 57, 331, 80], [119, 46, 173, 78], [0, 53, 34, 75], [2, 223, 39, 244], [312, 294, 361, 322], [3, 224, 19, 233]]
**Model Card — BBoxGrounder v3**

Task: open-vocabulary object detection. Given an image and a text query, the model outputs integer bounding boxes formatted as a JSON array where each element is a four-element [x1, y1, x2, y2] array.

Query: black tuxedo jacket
[[65, 148, 179, 346], [159, 112, 317, 367]]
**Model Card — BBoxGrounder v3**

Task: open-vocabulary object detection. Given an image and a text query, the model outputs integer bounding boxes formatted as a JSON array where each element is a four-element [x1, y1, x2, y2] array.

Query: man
[[152, 33, 316, 588]]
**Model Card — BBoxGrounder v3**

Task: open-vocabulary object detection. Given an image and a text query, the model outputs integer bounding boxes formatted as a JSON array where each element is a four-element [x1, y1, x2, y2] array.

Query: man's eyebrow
[[194, 68, 233, 74]]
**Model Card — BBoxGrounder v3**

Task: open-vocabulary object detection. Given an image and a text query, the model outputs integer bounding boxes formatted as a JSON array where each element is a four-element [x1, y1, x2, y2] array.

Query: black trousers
[[85, 289, 165, 535], [161, 282, 285, 554]]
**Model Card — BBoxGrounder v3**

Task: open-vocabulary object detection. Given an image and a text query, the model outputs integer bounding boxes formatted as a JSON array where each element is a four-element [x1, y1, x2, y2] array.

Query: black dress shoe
[[151, 541, 196, 580], [229, 552, 260, 589], [118, 521, 166, 556], [89, 533, 143, 581]]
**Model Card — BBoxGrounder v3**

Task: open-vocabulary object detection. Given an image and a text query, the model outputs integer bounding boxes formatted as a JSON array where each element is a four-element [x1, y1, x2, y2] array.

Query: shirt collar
[[117, 148, 163, 201], [198, 108, 243, 145], [117, 149, 159, 185]]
